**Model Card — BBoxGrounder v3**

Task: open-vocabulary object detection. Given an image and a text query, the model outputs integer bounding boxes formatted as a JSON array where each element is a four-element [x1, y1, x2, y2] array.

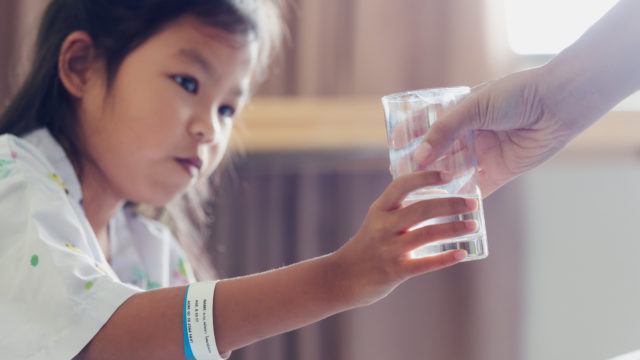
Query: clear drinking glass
[[381, 87, 488, 261]]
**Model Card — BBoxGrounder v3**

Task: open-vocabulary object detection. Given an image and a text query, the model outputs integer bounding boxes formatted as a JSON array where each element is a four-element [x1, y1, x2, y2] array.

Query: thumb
[[418, 85, 488, 164]]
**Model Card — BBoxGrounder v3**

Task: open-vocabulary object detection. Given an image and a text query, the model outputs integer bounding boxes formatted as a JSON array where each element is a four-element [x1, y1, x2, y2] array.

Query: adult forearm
[[541, 0, 640, 131], [212, 252, 352, 354]]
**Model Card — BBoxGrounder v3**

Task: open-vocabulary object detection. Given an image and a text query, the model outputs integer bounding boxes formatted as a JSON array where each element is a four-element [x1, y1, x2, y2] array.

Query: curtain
[[210, 151, 391, 360], [261, 0, 510, 96], [0, 0, 48, 105], [210, 151, 525, 360], [210, 2, 524, 358], [0, 1, 18, 105], [2, 0, 515, 98]]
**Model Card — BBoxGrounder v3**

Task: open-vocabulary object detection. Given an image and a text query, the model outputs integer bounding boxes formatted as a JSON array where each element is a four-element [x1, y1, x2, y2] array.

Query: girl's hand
[[333, 170, 478, 308]]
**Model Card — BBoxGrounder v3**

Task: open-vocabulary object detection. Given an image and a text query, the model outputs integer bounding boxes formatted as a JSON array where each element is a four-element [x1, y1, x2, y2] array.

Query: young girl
[[0, 1, 476, 359]]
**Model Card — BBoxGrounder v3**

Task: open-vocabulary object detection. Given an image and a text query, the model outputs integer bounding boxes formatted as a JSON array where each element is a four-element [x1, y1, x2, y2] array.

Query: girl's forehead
[[158, 15, 253, 49], [145, 15, 258, 68]]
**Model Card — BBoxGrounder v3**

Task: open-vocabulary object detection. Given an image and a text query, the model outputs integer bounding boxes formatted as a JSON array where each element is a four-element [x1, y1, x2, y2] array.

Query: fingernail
[[465, 198, 478, 210], [454, 250, 467, 261], [414, 143, 432, 164]]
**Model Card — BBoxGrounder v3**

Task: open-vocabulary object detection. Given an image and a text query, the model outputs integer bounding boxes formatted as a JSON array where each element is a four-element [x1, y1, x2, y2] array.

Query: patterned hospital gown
[[0, 128, 197, 359]]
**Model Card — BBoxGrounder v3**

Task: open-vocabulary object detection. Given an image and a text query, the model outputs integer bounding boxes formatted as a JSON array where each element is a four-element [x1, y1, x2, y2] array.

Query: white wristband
[[183, 281, 224, 359]]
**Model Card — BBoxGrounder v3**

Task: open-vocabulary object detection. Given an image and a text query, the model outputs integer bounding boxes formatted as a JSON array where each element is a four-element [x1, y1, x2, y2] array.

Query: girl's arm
[[80, 170, 476, 359]]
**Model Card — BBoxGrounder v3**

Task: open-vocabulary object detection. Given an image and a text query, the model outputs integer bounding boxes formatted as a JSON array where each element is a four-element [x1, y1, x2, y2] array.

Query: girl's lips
[[175, 157, 202, 177]]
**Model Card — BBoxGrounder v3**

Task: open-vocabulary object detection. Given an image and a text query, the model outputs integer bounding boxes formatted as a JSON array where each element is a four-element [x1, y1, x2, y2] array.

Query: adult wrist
[[537, 56, 609, 135], [540, 0, 640, 131]]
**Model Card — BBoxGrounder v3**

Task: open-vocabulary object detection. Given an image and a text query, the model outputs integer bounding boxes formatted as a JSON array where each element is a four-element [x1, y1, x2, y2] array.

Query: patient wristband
[[183, 281, 224, 360]]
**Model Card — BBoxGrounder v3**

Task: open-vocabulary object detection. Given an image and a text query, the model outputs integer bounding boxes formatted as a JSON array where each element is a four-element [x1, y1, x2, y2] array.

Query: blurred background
[[2, 1, 640, 359]]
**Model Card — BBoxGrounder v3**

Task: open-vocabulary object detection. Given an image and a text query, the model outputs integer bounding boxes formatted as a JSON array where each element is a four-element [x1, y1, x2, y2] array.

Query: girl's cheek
[[152, 94, 189, 120]]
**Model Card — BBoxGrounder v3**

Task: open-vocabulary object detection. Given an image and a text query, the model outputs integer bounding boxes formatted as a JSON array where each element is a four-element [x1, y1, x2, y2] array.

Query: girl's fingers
[[399, 220, 477, 253], [375, 171, 451, 211], [391, 197, 478, 233], [403, 249, 468, 277]]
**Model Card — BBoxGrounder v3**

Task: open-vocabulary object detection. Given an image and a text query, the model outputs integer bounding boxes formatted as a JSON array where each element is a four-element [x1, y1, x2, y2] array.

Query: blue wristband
[[183, 285, 195, 359]]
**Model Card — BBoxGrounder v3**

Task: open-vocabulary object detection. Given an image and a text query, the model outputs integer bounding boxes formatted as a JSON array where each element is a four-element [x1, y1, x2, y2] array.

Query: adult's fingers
[[416, 80, 496, 166], [416, 93, 482, 166], [389, 108, 430, 150]]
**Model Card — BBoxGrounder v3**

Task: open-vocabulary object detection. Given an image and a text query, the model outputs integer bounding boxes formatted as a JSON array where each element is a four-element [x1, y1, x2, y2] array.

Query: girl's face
[[77, 16, 257, 206]]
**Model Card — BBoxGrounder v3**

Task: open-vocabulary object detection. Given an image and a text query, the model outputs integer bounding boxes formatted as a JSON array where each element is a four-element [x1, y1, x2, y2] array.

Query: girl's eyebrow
[[175, 48, 216, 78]]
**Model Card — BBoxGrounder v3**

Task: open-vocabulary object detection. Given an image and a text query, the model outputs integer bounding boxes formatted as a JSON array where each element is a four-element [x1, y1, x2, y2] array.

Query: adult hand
[[417, 67, 584, 196], [418, 0, 640, 197]]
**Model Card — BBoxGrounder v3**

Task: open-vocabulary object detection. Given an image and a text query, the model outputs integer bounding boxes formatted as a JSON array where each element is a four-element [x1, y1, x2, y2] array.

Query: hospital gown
[[0, 128, 197, 359]]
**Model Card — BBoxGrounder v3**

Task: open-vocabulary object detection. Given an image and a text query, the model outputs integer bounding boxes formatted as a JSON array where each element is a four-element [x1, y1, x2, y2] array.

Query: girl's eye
[[172, 75, 199, 94], [218, 105, 236, 119]]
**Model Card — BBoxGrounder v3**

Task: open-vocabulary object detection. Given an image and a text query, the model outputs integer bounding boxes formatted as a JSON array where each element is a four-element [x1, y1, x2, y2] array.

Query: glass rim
[[381, 86, 470, 103]]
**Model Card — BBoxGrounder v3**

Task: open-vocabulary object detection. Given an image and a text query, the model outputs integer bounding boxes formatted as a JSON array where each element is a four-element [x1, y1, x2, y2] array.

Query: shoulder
[[0, 133, 66, 193], [0, 133, 91, 261], [0, 133, 56, 172], [0, 134, 76, 222]]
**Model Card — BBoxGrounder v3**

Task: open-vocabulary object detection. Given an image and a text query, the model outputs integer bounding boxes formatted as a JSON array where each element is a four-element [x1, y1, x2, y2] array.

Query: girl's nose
[[189, 112, 219, 144]]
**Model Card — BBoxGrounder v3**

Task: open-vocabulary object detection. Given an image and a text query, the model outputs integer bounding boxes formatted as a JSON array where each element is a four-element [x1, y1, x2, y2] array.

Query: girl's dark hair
[[0, 0, 286, 280]]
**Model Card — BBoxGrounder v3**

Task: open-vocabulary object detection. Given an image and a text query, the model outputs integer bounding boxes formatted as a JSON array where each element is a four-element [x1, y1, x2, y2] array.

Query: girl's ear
[[58, 31, 100, 98]]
